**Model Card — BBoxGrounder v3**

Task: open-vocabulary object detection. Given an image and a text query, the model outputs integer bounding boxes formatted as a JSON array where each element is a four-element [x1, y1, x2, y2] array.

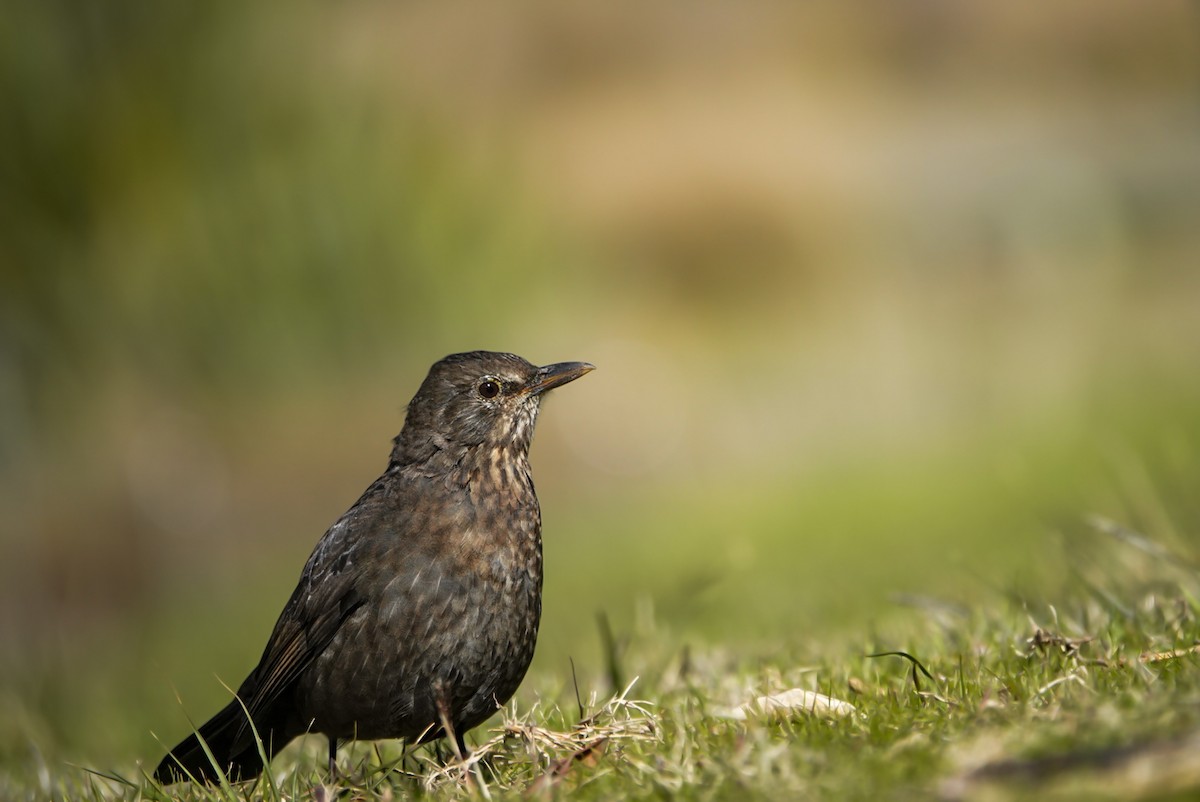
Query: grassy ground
[[8, 510, 1199, 801], [5, 7, 1200, 799]]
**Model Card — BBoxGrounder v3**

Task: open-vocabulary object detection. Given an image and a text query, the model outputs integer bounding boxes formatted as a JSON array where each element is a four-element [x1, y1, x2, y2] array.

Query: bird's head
[[393, 351, 594, 465]]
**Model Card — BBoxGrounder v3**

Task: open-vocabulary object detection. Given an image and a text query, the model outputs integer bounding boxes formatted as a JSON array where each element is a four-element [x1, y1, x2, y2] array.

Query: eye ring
[[477, 378, 501, 399]]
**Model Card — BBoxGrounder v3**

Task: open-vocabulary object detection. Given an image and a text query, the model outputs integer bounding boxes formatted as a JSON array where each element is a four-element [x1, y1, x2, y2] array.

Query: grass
[[5, 4, 1199, 799], [8, 514, 1200, 801]]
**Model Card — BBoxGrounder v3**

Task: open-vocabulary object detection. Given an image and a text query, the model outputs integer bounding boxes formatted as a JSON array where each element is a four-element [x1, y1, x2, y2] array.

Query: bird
[[153, 351, 593, 784]]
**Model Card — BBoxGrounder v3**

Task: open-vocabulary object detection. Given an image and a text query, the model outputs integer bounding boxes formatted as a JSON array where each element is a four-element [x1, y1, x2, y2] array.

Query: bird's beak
[[526, 361, 595, 396]]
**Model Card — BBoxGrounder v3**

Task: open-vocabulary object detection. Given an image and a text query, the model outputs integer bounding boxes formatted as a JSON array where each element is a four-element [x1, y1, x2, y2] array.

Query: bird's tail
[[153, 697, 289, 785]]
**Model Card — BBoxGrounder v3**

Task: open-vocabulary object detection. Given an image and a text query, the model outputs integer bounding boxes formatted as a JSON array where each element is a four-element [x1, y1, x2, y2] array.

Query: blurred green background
[[3, 0, 1200, 775]]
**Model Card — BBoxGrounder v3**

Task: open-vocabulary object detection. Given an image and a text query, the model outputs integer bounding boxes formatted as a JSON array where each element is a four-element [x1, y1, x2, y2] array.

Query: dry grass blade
[[420, 680, 658, 794], [525, 737, 608, 796], [1140, 644, 1200, 663]]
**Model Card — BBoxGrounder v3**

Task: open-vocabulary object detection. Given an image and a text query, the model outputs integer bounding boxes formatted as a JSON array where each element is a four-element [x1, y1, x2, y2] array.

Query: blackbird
[[154, 351, 593, 783]]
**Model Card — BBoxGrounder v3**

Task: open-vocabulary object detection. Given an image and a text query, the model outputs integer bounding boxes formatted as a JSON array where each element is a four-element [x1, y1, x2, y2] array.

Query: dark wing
[[234, 583, 364, 732], [155, 522, 368, 784], [156, 479, 391, 784], [229, 509, 371, 744]]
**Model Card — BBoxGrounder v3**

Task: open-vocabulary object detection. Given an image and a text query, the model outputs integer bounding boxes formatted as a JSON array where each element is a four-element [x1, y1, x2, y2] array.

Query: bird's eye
[[478, 379, 501, 399]]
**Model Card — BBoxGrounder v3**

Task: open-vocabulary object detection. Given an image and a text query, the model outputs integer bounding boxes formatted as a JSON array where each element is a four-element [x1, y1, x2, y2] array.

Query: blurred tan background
[[3, 1, 1200, 768]]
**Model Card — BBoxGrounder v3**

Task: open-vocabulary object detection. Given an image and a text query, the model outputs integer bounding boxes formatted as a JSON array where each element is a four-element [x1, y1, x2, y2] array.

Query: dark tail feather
[[153, 698, 289, 785]]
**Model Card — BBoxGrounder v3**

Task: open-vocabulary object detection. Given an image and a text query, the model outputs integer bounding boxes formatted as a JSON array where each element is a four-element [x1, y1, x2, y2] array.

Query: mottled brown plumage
[[154, 351, 593, 784]]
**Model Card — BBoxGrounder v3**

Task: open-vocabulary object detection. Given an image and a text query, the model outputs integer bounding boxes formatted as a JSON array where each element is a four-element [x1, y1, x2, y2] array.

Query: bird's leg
[[433, 681, 468, 762], [328, 737, 338, 781], [454, 730, 469, 762]]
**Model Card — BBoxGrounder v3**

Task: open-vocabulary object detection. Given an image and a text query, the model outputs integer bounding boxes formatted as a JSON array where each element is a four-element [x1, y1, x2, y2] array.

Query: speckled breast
[[297, 453, 544, 743]]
